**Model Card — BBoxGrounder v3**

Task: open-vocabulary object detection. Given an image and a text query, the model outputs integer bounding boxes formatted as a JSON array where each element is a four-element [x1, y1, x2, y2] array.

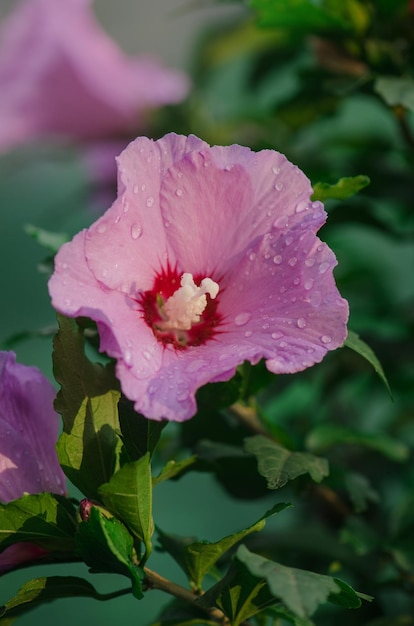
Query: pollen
[[159, 273, 219, 331]]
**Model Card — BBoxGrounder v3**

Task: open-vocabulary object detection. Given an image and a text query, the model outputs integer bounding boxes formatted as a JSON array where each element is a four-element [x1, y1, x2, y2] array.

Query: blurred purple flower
[[49, 133, 349, 422], [0, 0, 190, 152], [0, 351, 66, 573]]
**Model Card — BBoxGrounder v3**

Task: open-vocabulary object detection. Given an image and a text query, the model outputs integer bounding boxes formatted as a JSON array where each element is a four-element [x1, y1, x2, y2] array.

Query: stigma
[[158, 273, 219, 331]]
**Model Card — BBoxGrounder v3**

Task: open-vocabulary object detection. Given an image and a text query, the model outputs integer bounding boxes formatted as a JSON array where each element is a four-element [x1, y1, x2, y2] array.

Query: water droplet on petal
[[124, 351, 132, 365], [177, 390, 189, 401], [244, 330, 252, 338], [235, 312, 252, 326], [295, 200, 308, 213], [321, 335, 332, 344], [271, 332, 283, 340], [293, 277, 300, 286], [175, 188, 183, 197], [305, 258, 315, 267], [288, 257, 297, 267], [272, 166, 280, 175], [274, 182, 283, 191], [249, 252, 256, 261], [133, 184, 139, 194], [143, 350, 153, 360], [279, 341, 288, 348], [131, 223, 142, 240], [273, 255, 282, 265], [164, 220, 171, 228], [297, 318, 306, 328], [97, 223, 107, 234], [304, 278, 314, 290], [319, 262, 330, 274], [146, 196, 154, 207]]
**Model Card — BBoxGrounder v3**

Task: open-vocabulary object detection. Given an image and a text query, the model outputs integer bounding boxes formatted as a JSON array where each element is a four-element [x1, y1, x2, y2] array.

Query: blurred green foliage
[[1, 0, 414, 624]]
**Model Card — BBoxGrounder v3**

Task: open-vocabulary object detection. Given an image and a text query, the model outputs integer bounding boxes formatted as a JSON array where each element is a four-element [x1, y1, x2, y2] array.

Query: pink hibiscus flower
[[0, 351, 66, 573], [49, 133, 349, 422], [0, 0, 189, 152]]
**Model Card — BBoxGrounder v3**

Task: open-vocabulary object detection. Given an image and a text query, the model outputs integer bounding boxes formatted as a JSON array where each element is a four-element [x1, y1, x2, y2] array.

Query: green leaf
[[344, 472, 380, 513], [76, 506, 144, 599], [250, 0, 347, 32], [235, 545, 364, 618], [24, 224, 68, 253], [118, 396, 167, 462], [157, 503, 290, 591], [99, 453, 153, 562], [152, 456, 198, 486], [244, 435, 329, 489], [344, 329, 392, 397], [53, 315, 122, 500], [0, 493, 76, 554], [306, 423, 408, 462], [374, 76, 414, 112], [312, 175, 370, 202], [0, 576, 120, 621]]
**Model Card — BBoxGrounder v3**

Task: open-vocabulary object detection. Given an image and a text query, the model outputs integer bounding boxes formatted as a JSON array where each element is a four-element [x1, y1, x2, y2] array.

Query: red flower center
[[139, 264, 222, 349]]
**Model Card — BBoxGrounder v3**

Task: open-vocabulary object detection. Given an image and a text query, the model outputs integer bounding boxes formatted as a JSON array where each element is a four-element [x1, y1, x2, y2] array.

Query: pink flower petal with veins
[[49, 133, 349, 422]]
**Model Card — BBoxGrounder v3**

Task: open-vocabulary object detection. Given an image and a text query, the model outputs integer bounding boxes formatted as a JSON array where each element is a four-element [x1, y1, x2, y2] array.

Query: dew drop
[[64, 298, 71, 307], [293, 277, 300, 286], [141, 183, 146, 191], [304, 278, 314, 291], [295, 200, 308, 213], [297, 317, 306, 329], [244, 330, 252, 338], [249, 252, 257, 261], [274, 182, 283, 191], [319, 262, 330, 274], [321, 335, 332, 344], [175, 188, 183, 197], [272, 166, 280, 175], [97, 223, 107, 234], [285, 236, 293, 246], [143, 349, 153, 361], [131, 223, 142, 240], [279, 341, 288, 348], [146, 196, 155, 208], [273, 255, 282, 265], [133, 184, 139, 194], [288, 257, 297, 267], [164, 220, 171, 228], [61, 263, 68, 270], [271, 332, 283, 340], [177, 390, 189, 402], [305, 258, 315, 267], [124, 351, 132, 365], [114, 215, 121, 224], [234, 312, 252, 326]]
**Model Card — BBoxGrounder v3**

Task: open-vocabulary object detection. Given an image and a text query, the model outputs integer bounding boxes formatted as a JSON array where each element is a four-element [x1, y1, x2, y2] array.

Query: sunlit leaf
[[245, 435, 329, 489], [76, 506, 144, 599], [0, 493, 76, 554], [250, 0, 347, 32], [53, 315, 122, 500], [157, 503, 290, 591], [99, 453, 153, 561], [312, 175, 370, 202]]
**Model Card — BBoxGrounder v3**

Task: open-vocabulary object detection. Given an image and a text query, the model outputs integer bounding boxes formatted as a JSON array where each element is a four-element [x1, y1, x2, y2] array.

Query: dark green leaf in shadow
[[344, 329, 392, 397], [306, 424, 408, 462], [245, 435, 329, 489], [118, 396, 167, 462], [0, 576, 125, 621]]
